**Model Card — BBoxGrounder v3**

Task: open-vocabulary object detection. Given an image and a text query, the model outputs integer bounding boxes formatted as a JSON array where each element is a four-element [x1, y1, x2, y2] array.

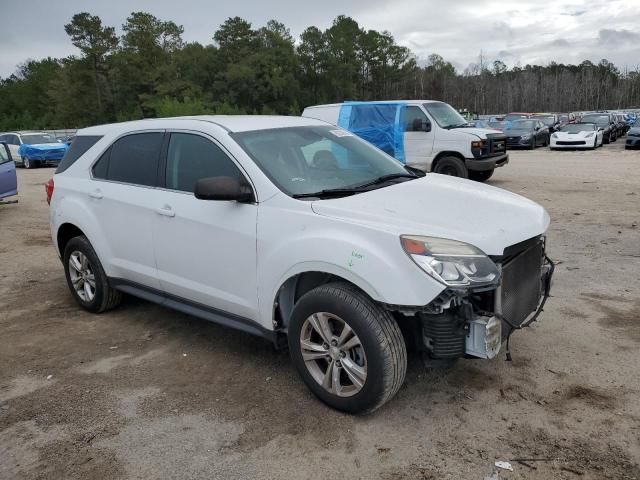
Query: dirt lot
[[1, 141, 639, 480]]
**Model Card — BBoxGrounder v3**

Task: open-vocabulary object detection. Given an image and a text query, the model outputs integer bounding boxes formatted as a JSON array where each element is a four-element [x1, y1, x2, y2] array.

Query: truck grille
[[486, 133, 507, 154], [501, 239, 544, 327]]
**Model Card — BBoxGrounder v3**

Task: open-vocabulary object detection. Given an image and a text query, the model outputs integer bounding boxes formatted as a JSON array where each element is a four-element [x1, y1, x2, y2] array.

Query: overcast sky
[[2, 0, 639, 77]]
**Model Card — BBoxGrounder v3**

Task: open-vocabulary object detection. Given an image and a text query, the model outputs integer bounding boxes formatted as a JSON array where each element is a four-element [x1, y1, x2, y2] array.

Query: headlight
[[521, 135, 531, 140], [585, 132, 595, 137], [551, 133, 558, 138], [400, 235, 500, 287]]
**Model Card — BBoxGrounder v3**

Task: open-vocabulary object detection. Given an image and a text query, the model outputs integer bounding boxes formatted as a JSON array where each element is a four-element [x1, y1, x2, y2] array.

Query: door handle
[[89, 189, 103, 199], [155, 205, 175, 217]]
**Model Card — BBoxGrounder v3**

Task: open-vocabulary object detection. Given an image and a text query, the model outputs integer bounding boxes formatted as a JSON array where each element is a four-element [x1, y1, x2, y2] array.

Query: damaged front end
[[395, 236, 554, 362]]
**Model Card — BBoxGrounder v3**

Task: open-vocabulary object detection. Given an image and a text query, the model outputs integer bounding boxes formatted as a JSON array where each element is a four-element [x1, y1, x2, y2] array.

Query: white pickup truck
[[302, 100, 509, 182]]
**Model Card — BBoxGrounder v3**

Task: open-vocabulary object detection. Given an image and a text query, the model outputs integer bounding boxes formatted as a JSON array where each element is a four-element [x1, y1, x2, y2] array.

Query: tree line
[[1, 12, 639, 131]]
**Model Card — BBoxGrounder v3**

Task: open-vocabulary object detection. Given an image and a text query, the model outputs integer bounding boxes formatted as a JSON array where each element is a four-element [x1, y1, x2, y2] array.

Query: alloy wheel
[[68, 251, 96, 302], [299, 312, 367, 397]]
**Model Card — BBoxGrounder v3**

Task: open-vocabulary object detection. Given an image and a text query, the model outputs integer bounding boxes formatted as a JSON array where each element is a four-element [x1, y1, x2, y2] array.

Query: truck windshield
[[233, 126, 413, 198], [423, 102, 468, 128]]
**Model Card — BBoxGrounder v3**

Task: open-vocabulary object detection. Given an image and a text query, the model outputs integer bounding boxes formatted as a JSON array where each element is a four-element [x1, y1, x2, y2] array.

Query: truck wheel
[[288, 282, 407, 414], [63, 236, 122, 313], [432, 157, 468, 178], [469, 169, 494, 182]]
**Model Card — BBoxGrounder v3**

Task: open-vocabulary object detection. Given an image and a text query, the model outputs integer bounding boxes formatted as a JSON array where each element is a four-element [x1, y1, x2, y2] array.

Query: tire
[[604, 133, 610, 144], [528, 138, 535, 150], [432, 156, 468, 178], [468, 169, 494, 182], [63, 235, 122, 313], [288, 282, 407, 414], [23, 157, 32, 169]]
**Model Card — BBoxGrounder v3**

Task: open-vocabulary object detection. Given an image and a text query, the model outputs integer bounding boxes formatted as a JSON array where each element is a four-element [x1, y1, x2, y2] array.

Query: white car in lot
[[550, 123, 603, 150], [48, 116, 553, 413]]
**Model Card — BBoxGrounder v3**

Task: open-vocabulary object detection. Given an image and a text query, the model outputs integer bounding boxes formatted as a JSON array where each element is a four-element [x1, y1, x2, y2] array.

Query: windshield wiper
[[292, 173, 417, 199]]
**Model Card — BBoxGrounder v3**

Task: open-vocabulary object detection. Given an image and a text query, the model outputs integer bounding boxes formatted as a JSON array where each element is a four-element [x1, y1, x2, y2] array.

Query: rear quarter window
[[56, 135, 103, 173]]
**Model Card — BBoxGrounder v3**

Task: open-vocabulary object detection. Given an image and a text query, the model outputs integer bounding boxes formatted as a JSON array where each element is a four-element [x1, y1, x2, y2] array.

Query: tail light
[[45, 178, 54, 205]]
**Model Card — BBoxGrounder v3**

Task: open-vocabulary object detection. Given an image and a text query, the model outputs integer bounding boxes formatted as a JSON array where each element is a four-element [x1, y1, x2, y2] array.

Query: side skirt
[[109, 278, 275, 342]]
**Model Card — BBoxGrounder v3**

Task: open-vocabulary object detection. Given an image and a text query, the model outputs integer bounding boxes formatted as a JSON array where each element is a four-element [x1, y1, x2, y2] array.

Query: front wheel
[[468, 169, 494, 182], [288, 283, 407, 414], [23, 157, 32, 169], [432, 156, 468, 178]]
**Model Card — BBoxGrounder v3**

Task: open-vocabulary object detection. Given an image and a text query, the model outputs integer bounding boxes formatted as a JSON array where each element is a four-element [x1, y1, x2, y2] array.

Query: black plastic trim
[[109, 278, 274, 341]]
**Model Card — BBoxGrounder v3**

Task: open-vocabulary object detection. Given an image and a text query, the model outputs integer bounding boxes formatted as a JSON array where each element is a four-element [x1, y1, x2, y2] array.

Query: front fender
[[256, 200, 445, 329]]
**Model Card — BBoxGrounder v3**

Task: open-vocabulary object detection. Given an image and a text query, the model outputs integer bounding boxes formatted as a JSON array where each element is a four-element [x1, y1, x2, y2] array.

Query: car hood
[[628, 127, 640, 135], [19, 143, 67, 151], [556, 131, 593, 138], [451, 127, 504, 139], [505, 129, 534, 136], [310, 175, 549, 256]]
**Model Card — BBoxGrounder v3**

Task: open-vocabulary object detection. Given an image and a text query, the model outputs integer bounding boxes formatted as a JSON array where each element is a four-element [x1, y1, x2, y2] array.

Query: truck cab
[[302, 100, 509, 182]]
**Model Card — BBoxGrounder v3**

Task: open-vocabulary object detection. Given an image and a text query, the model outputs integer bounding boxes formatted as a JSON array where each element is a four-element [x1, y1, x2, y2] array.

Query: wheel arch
[[430, 151, 465, 171], [273, 268, 380, 331], [56, 223, 86, 257]]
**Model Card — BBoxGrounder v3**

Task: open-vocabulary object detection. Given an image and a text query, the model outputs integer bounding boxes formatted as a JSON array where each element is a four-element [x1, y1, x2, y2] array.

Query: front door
[[402, 106, 434, 169], [153, 132, 258, 320], [0, 144, 17, 199]]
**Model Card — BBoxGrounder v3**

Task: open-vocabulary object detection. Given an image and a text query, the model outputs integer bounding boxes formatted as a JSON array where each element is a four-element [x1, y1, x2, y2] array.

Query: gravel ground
[[1, 141, 639, 480]]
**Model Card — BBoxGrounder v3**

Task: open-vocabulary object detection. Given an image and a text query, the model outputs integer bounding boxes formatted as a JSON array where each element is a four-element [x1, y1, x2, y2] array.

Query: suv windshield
[[561, 124, 595, 133], [423, 102, 468, 128], [21, 133, 58, 145], [233, 126, 412, 197]]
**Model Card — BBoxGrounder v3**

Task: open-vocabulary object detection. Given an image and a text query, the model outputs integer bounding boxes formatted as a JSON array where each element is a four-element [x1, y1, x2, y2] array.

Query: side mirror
[[535, 126, 540, 131], [194, 176, 254, 202]]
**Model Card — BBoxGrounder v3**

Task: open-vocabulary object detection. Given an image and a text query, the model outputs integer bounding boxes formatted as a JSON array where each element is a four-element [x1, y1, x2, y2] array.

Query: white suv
[[48, 116, 553, 413]]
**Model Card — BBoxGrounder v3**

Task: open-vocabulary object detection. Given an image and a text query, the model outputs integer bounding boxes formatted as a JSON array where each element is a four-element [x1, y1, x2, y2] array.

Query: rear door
[[0, 144, 17, 199], [402, 106, 434, 169], [153, 131, 258, 320], [89, 131, 166, 289]]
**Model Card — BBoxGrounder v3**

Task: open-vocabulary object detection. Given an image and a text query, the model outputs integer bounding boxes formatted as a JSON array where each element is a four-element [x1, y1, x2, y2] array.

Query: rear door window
[[56, 135, 103, 173], [93, 132, 163, 187]]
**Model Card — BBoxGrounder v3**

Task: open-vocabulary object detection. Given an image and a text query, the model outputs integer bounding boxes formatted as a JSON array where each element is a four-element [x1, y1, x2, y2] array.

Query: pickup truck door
[[402, 106, 434, 170], [0, 143, 17, 199]]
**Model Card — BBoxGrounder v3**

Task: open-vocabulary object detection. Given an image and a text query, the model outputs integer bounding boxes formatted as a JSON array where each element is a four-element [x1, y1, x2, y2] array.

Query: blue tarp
[[18, 143, 67, 162], [338, 102, 406, 163]]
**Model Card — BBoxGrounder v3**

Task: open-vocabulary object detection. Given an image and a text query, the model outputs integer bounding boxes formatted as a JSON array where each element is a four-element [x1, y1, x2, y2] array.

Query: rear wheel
[[432, 156, 468, 178], [468, 169, 494, 182], [63, 236, 122, 313], [288, 282, 407, 413]]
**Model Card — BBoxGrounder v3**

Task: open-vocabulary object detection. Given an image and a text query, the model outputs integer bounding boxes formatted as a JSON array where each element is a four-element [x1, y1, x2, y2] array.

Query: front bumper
[[550, 139, 593, 149], [465, 153, 509, 171], [413, 236, 553, 360], [626, 137, 640, 148]]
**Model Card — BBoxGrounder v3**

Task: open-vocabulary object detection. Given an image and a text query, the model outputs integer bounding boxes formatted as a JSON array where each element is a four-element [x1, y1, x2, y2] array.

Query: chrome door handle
[[89, 189, 103, 199], [155, 205, 175, 217]]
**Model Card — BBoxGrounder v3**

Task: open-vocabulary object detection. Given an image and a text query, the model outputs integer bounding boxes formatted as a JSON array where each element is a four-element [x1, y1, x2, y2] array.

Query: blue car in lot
[[0, 131, 68, 169], [0, 142, 17, 201]]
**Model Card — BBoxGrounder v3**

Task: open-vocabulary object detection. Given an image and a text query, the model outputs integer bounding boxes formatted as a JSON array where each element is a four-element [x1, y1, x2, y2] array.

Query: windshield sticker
[[330, 129, 354, 138]]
